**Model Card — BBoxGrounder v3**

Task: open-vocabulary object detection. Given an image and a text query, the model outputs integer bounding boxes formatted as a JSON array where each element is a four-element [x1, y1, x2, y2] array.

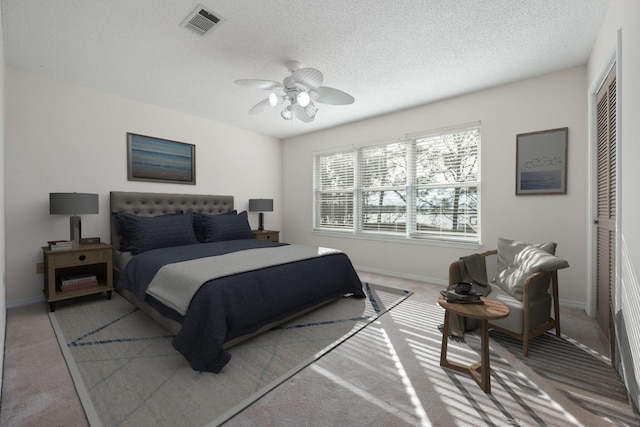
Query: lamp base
[[258, 212, 264, 231], [70, 215, 82, 246]]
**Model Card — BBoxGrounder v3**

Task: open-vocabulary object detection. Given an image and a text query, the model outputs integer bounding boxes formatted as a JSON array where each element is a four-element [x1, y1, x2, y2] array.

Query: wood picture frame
[[127, 133, 196, 185], [516, 127, 568, 195]]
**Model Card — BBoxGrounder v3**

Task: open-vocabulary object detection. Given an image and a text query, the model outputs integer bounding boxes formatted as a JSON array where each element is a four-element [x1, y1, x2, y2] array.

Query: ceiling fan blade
[[292, 102, 317, 122], [312, 86, 355, 105], [292, 68, 323, 89], [235, 79, 283, 90], [249, 98, 272, 115]]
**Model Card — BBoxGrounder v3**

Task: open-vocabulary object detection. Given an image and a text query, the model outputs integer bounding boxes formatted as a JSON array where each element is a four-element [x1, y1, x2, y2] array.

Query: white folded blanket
[[146, 244, 341, 315]]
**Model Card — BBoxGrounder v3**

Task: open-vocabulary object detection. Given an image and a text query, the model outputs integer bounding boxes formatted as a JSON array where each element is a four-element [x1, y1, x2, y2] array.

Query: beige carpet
[[227, 292, 639, 427], [5, 274, 639, 426], [50, 283, 411, 426]]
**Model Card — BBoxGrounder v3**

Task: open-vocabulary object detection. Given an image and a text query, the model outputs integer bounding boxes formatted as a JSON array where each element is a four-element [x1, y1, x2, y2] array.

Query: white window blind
[[313, 149, 355, 230], [412, 127, 479, 241], [359, 142, 408, 233], [313, 124, 480, 243]]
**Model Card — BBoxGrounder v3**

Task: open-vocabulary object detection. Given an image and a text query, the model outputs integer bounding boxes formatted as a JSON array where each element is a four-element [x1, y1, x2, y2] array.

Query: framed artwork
[[127, 133, 196, 185], [516, 127, 568, 195]]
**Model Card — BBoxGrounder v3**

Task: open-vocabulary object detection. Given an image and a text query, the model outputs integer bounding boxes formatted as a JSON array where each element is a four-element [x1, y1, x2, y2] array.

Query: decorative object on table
[[49, 193, 99, 246], [248, 198, 273, 231], [47, 239, 73, 251], [80, 237, 101, 245], [59, 273, 98, 292], [516, 127, 568, 195], [439, 287, 484, 304], [127, 133, 195, 185], [235, 60, 355, 123]]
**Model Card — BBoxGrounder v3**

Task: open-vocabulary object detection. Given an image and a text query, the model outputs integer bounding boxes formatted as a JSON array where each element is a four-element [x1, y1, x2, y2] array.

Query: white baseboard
[[354, 264, 586, 311], [354, 264, 448, 287], [7, 295, 45, 309]]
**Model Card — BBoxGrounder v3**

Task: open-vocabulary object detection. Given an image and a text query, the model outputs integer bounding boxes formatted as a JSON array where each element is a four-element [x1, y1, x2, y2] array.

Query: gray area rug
[[490, 330, 640, 426], [50, 282, 412, 426]]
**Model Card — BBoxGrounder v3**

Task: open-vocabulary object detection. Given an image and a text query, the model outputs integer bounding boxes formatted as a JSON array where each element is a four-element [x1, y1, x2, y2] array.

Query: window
[[313, 123, 480, 243], [314, 148, 355, 230]]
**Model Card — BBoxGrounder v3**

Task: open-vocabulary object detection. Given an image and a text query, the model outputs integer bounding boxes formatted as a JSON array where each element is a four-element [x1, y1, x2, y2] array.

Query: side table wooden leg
[[480, 319, 490, 393], [49, 302, 56, 313], [440, 310, 450, 367]]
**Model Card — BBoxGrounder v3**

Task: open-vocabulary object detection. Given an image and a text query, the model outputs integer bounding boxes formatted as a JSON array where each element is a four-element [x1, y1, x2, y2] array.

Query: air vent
[[182, 5, 222, 36]]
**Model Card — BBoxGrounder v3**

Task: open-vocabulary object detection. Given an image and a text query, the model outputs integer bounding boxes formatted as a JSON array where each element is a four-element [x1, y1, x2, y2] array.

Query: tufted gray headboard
[[109, 191, 234, 253]]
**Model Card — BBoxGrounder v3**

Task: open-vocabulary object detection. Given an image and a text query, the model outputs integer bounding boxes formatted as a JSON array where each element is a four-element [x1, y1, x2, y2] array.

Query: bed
[[110, 191, 364, 373]]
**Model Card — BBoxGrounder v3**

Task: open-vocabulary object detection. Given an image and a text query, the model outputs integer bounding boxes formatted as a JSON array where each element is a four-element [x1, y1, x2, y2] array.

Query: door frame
[[587, 31, 622, 321]]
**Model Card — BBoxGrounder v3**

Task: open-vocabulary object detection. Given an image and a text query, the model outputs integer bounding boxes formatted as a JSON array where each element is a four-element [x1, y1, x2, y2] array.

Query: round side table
[[438, 296, 509, 393]]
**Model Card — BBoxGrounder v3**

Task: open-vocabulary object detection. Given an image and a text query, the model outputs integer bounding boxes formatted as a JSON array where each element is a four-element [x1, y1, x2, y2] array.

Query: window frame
[[313, 122, 481, 244]]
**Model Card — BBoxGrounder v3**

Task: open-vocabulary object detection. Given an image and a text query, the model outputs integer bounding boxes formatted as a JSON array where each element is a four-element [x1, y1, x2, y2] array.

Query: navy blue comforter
[[117, 240, 364, 373]]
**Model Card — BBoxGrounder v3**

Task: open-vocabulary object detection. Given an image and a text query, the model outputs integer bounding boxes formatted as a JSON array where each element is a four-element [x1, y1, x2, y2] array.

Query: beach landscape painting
[[127, 133, 195, 184], [516, 127, 567, 195]]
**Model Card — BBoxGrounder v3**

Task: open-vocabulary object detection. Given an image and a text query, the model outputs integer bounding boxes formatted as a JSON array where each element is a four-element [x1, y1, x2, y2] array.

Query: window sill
[[312, 229, 483, 250]]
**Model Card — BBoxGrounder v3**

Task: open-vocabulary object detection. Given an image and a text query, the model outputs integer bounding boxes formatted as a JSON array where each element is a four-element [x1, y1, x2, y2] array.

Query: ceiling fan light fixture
[[296, 91, 311, 107], [236, 60, 354, 124], [305, 103, 318, 118], [269, 92, 279, 107], [281, 106, 293, 120]]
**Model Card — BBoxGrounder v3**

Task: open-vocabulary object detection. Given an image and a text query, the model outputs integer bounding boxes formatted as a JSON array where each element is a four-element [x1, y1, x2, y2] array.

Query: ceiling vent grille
[[182, 5, 222, 36]]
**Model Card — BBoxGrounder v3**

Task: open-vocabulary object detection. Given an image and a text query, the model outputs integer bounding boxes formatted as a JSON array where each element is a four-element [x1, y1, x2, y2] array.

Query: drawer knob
[[79, 255, 86, 261]]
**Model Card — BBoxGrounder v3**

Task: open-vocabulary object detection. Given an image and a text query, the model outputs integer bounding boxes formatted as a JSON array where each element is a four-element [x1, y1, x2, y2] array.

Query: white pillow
[[497, 245, 569, 300], [497, 238, 557, 273]]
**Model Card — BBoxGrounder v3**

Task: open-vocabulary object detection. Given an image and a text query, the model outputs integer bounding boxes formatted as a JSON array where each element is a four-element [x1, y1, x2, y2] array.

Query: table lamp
[[49, 192, 99, 245], [248, 198, 273, 231]]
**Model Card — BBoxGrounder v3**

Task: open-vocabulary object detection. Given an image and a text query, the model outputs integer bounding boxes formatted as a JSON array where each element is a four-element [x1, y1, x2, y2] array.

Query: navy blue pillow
[[193, 210, 237, 242], [197, 210, 253, 242], [113, 212, 198, 254]]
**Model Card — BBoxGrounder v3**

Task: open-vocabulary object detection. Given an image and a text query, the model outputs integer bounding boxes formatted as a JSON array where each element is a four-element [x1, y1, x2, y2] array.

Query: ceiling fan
[[235, 61, 355, 122]]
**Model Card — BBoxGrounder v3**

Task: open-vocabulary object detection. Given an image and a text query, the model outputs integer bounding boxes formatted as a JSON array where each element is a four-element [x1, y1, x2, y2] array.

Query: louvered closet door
[[595, 66, 616, 351]]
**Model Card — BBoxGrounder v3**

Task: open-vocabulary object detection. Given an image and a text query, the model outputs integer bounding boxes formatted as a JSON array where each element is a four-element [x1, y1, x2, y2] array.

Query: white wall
[[0, 0, 7, 399], [282, 66, 588, 308], [4, 68, 282, 305], [588, 0, 640, 410]]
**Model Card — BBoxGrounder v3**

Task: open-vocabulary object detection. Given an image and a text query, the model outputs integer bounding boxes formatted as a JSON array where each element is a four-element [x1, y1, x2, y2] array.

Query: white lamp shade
[[297, 91, 311, 107], [281, 106, 293, 120], [269, 92, 278, 107]]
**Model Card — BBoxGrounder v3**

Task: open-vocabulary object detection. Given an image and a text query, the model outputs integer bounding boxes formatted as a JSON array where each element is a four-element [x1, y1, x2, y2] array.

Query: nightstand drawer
[[252, 230, 280, 242], [50, 248, 109, 267]]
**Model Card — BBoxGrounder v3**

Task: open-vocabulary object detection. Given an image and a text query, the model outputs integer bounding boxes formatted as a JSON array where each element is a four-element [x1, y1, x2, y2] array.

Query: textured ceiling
[[1, 0, 610, 140]]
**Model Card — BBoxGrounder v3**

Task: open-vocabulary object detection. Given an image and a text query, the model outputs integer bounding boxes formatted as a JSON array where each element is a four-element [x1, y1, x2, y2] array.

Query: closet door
[[595, 65, 616, 356]]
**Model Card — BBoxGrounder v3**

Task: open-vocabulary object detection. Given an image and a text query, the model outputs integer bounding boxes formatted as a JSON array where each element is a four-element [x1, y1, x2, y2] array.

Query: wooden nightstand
[[251, 229, 280, 242], [42, 243, 113, 312]]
